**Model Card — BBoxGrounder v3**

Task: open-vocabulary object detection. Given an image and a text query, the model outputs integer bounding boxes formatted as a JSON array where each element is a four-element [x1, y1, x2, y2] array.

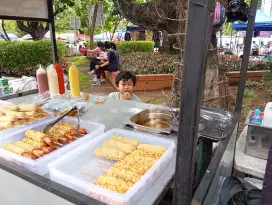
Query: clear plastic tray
[[0, 117, 105, 175], [49, 128, 176, 205]]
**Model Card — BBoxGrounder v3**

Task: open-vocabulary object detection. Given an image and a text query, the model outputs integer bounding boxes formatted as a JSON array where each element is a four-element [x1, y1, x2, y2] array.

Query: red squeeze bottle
[[54, 62, 65, 94]]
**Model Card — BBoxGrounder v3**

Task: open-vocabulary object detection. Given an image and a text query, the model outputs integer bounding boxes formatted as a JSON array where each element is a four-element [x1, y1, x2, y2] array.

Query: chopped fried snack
[[137, 144, 166, 156], [22, 138, 46, 148], [2, 143, 36, 159], [131, 149, 162, 159], [82, 93, 89, 100], [6, 110, 26, 118], [95, 147, 126, 161], [95, 98, 105, 104], [0, 122, 13, 129], [111, 136, 139, 147], [3, 104, 18, 111], [0, 116, 16, 122], [103, 139, 136, 154], [107, 167, 141, 183], [94, 174, 133, 193]]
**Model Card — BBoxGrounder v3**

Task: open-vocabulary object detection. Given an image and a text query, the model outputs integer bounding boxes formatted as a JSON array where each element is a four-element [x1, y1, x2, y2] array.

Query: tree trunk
[[16, 21, 49, 40], [110, 16, 122, 41], [1, 20, 10, 41], [90, 3, 99, 49]]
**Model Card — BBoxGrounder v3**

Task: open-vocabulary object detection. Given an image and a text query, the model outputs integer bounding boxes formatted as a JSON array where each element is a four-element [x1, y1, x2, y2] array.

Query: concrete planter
[[105, 71, 174, 91], [227, 70, 267, 85]]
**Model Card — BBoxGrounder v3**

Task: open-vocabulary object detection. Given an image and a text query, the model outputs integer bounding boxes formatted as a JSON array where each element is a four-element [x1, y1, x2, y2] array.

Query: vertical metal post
[[47, 0, 58, 64], [220, 29, 222, 48], [235, 0, 258, 114], [173, 0, 216, 204]]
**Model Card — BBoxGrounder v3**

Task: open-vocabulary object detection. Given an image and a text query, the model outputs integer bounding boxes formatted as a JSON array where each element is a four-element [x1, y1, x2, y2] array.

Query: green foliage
[[0, 40, 66, 76], [222, 22, 237, 35], [67, 56, 90, 67], [120, 52, 178, 75], [1, 20, 26, 37], [263, 70, 272, 96], [244, 88, 256, 98], [116, 41, 154, 53], [246, 80, 263, 88], [79, 71, 90, 89]]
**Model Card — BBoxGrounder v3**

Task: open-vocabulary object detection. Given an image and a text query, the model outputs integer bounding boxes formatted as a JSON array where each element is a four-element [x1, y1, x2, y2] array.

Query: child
[[108, 71, 141, 102]]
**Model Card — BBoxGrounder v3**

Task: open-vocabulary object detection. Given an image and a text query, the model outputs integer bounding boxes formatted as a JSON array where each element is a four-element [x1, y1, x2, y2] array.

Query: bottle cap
[[254, 109, 261, 115]]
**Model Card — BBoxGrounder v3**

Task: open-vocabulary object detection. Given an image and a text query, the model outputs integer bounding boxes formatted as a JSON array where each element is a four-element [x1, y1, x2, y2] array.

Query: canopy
[[0, 33, 19, 40], [232, 9, 272, 31]]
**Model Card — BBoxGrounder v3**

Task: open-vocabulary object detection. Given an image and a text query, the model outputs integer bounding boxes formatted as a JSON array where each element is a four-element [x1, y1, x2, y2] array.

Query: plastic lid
[[254, 109, 261, 115], [37, 64, 46, 73]]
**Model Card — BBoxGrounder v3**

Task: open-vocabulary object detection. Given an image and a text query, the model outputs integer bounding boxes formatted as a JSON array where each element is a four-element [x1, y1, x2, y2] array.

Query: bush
[[0, 40, 66, 76], [120, 52, 178, 75], [116, 41, 154, 53]]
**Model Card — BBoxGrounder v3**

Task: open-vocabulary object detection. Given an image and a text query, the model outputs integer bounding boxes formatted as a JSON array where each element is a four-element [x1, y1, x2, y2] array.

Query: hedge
[[116, 41, 154, 53], [120, 52, 178, 75], [0, 40, 66, 76]]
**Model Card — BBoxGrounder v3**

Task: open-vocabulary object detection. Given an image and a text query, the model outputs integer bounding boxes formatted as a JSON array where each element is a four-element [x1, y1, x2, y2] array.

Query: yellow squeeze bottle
[[69, 63, 80, 97]]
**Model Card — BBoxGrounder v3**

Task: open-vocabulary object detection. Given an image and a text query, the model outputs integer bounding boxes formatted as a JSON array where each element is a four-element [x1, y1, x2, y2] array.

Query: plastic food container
[[49, 128, 176, 205], [0, 117, 105, 175]]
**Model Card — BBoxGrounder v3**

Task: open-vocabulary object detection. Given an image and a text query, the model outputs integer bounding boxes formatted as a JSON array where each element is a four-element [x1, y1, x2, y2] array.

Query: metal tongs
[[43, 106, 80, 134]]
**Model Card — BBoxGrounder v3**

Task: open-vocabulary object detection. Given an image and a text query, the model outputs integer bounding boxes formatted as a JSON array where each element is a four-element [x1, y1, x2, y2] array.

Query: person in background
[[89, 41, 107, 74], [108, 71, 141, 102], [111, 42, 117, 50], [93, 41, 120, 85]]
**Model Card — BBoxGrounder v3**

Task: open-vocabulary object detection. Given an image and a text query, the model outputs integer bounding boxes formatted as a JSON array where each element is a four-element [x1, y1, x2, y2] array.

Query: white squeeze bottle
[[264, 102, 272, 127], [46, 64, 59, 96]]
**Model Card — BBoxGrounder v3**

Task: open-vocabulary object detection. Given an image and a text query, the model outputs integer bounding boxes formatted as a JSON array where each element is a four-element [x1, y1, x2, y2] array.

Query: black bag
[[227, 0, 249, 22], [219, 176, 261, 205]]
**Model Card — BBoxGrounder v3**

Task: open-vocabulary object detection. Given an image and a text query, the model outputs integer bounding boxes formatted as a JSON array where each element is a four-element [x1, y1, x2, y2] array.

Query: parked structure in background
[[262, 0, 272, 18]]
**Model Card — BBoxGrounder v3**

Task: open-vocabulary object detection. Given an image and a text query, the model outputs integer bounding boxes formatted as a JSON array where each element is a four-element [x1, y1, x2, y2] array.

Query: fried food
[[0, 116, 17, 122], [22, 138, 46, 148], [0, 122, 13, 129], [2, 143, 36, 159], [94, 174, 133, 193], [111, 136, 139, 147], [103, 139, 136, 154], [14, 141, 44, 158], [137, 144, 166, 156], [131, 149, 162, 159], [18, 104, 38, 112], [107, 167, 141, 184], [3, 104, 18, 111], [95, 147, 126, 161], [25, 130, 52, 145], [6, 110, 26, 118]]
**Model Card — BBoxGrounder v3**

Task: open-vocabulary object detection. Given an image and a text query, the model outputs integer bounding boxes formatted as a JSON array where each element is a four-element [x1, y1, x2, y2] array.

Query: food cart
[[0, 0, 262, 204]]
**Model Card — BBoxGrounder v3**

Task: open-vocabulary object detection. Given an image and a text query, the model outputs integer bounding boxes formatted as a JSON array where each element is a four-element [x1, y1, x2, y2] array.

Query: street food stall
[[0, 0, 265, 205]]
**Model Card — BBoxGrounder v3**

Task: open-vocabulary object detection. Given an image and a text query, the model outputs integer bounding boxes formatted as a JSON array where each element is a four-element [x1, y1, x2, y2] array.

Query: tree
[[16, 0, 75, 40], [113, 0, 229, 107]]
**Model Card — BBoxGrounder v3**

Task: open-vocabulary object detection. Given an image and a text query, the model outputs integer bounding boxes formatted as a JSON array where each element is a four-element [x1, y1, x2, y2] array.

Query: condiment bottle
[[47, 64, 59, 95], [55, 62, 65, 94], [36, 64, 49, 94], [69, 63, 80, 97]]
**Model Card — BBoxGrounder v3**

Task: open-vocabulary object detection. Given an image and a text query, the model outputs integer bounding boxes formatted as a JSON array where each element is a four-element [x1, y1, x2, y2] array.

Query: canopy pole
[[173, 0, 216, 203], [235, 0, 258, 114], [47, 0, 58, 64]]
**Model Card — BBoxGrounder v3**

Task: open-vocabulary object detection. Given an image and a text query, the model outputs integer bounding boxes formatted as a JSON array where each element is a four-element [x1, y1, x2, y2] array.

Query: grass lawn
[[67, 56, 90, 67], [79, 71, 90, 89]]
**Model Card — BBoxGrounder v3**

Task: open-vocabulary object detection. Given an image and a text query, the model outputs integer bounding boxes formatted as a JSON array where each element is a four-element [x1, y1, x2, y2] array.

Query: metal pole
[[235, 0, 258, 114], [47, 0, 58, 64], [220, 29, 222, 48], [173, 0, 216, 204]]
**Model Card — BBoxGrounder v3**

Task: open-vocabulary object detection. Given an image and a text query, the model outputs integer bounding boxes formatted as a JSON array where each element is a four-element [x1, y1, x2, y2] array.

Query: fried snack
[[111, 136, 140, 147], [137, 144, 166, 156], [0, 112, 5, 116], [14, 141, 44, 158], [94, 174, 133, 193], [2, 143, 26, 155], [131, 149, 161, 159], [103, 139, 136, 154], [22, 138, 46, 148], [25, 130, 47, 142], [107, 167, 141, 184], [3, 104, 18, 111], [0, 122, 13, 129], [82, 93, 89, 100], [95, 98, 105, 104], [95, 147, 126, 161], [24, 111, 36, 117], [18, 104, 38, 112], [0, 116, 17, 122], [6, 110, 26, 118]]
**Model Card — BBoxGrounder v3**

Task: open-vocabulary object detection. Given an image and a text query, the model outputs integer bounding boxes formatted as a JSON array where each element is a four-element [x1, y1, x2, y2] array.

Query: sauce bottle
[[36, 65, 49, 94], [47, 64, 59, 95], [55, 62, 65, 94], [69, 63, 80, 97]]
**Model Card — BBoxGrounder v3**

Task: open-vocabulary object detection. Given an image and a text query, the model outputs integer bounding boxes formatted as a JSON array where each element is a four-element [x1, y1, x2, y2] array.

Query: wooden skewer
[[97, 159, 113, 165], [53, 141, 64, 146], [80, 171, 98, 179], [95, 166, 108, 172]]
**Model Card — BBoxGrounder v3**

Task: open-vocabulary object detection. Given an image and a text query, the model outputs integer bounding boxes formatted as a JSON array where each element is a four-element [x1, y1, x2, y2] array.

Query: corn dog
[[107, 167, 141, 183], [2, 143, 36, 159], [24, 111, 36, 117], [18, 104, 38, 112], [25, 130, 52, 145], [22, 138, 46, 148], [0, 122, 13, 128], [0, 116, 17, 122], [103, 139, 136, 154], [95, 147, 126, 160], [14, 141, 44, 158], [137, 144, 166, 156], [111, 136, 140, 146], [6, 110, 26, 118], [3, 104, 18, 111]]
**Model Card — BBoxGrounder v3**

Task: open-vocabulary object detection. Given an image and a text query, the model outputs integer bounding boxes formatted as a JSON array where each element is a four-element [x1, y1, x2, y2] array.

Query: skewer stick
[[95, 166, 108, 172], [80, 171, 98, 179], [97, 159, 113, 165], [53, 141, 64, 146]]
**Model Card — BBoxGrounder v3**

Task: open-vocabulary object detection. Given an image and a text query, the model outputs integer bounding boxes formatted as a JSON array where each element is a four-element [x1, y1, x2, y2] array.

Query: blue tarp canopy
[[232, 9, 272, 31]]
